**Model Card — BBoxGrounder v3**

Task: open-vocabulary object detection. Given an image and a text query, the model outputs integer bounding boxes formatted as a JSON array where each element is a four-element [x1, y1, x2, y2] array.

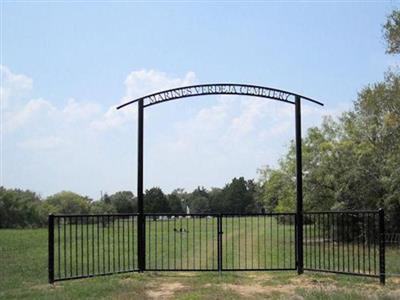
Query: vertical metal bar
[[245, 216, 247, 268], [363, 213, 366, 274], [276, 216, 279, 268], [295, 95, 304, 275], [352, 214, 355, 273], [68, 218, 72, 277], [257, 215, 260, 269], [379, 209, 385, 285], [102, 216, 105, 274], [174, 217, 177, 269], [131, 216, 137, 269], [293, 214, 299, 268], [212, 217, 214, 269], [357, 214, 360, 273], [270, 216, 273, 268], [122, 217, 125, 270], [127, 216, 130, 270], [264, 215, 267, 268], [64, 217, 67, 278], [137, 98, 145, 272], [232, 217, 234, 269], [162, 216, 164, 269], [318, 214, 321, 269], [118, 217, 120, 271], [239, 216, 241, 269], [341, 213, 344, 272], [154, 217, 157, 269], [57, 217, 61, 279], [108, 216, 110, 272], [48, 215, 55, 283], [224, 216, 227, 268], [113, 216, 115, 272], [217, 214, 222, 272], [283, 216, 286, 269], [87, 216, 89, 276], [332, 214, 335, 271], [81, 216, 84, 276], [373, 213, 377, 275], [168, 216, 171, 269], [367, 213, 371, 274], [347, 214, 350, 272], [75, 217, 78, 276]]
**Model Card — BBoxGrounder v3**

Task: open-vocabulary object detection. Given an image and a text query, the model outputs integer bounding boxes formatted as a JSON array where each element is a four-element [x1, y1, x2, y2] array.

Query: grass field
[[1, 218, 400, 300]]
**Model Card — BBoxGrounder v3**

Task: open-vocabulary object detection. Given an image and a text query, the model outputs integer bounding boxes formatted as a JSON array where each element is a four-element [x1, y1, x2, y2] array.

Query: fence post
[[137, 98, 145, 272], [217, 214, 222, 272], [48, 214, 54, 284], [295, 95, 304, 275], [378, 209, 385, 285]]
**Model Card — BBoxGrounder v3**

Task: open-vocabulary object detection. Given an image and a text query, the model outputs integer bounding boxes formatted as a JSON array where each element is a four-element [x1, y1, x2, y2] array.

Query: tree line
[[0, 177, 261, 228]]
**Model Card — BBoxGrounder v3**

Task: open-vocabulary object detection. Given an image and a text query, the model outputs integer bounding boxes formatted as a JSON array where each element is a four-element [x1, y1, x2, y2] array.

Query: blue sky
[[2, 1, 399, 200]]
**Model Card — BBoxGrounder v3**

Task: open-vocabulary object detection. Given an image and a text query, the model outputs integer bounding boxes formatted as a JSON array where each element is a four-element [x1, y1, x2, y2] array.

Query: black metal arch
[[116, 83, 324, 275], [116, 83, 323, 110]]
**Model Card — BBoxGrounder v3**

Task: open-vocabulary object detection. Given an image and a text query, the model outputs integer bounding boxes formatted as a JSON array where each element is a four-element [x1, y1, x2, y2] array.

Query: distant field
[[1, 222, 399, 300]]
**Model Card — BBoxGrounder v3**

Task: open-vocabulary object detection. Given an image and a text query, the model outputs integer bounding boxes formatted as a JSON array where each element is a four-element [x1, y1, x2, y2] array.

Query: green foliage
[[144, 187, 170, 213], [167, 193, 184, 213], [0, 187, 45, 228], [258, 71, 400, 231], [108, 191, 136, 213], [384, 9, 400, 54], [44, 191, 92, 215]]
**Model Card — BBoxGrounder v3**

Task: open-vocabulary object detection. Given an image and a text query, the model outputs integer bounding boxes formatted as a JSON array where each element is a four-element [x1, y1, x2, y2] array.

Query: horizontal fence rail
[[303, 210, 384, 283], [221, 213, 296, 271], [48, 210, 386, 284]]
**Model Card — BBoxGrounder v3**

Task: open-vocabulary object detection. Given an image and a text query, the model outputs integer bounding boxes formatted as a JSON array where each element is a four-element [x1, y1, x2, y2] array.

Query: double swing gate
[[48, 210, 385, 284]]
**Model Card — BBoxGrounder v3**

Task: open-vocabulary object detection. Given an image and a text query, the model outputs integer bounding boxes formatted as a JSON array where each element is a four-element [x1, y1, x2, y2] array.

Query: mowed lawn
[[1, 219, 400, 300]]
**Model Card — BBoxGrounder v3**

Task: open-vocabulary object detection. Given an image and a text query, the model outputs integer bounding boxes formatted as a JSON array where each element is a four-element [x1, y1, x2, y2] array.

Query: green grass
[[1, 218, 399, 300]]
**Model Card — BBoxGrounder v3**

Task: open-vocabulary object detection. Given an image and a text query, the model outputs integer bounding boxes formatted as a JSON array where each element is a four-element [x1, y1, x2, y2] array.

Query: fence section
[[221, 213, 296, 271], [145, 214, 219, 271], [49, 214, 139, 282], [303, 210, 384, 283], [49, 210, 385, 283]]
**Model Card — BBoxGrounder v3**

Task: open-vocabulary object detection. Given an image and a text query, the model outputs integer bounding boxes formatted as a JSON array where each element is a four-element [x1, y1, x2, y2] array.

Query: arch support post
[[295, 95, 304, 275], [137, 98, 145, 272]]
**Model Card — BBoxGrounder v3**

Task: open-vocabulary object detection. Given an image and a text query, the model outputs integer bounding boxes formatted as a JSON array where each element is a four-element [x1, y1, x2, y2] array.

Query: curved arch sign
[[117, 83, 323, 109], [117, 83, 323, 274]]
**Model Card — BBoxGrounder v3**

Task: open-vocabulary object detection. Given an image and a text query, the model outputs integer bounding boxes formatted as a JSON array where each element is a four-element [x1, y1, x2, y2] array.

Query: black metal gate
[[48, 210, 385, 284]]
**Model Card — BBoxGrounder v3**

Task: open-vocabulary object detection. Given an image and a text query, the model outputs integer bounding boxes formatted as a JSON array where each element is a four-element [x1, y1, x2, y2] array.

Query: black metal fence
[[49, 214, 139, 282], [221, 213, 296, 271], [49, 210, 385, 284], [303, 211, 384, 283]]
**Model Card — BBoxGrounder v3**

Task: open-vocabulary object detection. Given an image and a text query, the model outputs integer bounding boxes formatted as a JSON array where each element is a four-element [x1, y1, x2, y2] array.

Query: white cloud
[[5, 98, 55, 131], [124, 69, 196, 99], [91, 69, 197, 131], [0, 65, 33, 108], [62, 98, 101, 122]]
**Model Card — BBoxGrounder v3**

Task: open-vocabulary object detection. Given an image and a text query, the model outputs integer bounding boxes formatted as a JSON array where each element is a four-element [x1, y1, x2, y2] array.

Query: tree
[[144, 187, 170, 213], [0, 187, 46, 228], [167, 193, 184, 213], [220, 177, 257, 213], [44, 191, 91, 215], [109, 191, 136, 213], [384, 10, 400, 54], [187, 187, 211, 213]]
